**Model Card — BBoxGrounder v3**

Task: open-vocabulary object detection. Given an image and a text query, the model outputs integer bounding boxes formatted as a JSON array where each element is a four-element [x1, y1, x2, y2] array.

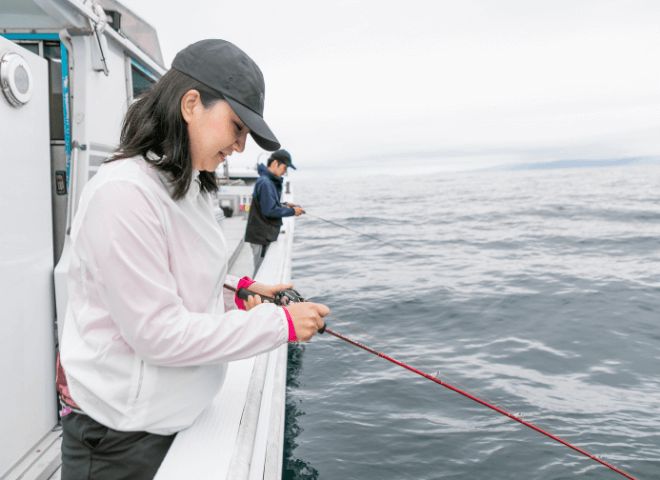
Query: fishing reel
[[236, 287, 304, 306], [236, 287, 326, 334], [274, 288, 305, 306]]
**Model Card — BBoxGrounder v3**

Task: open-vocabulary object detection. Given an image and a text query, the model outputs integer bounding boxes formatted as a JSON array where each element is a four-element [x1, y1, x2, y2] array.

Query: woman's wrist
[[282, 307, 297, 342], [246, 281, 268, 296], [235, 276, 256, 310]]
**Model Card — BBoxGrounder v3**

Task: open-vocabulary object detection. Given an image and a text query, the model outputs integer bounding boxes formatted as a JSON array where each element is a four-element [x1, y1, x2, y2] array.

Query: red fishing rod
[[228, 284, 638, 479], [323, 327, 637, 480]]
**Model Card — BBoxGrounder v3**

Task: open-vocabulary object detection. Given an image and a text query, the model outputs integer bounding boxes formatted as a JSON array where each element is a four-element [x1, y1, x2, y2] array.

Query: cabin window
[[14, 40, 65, 141], [44, 42, 64, 141], [131, 64, 156, 99], [20, 42, 40, 56]]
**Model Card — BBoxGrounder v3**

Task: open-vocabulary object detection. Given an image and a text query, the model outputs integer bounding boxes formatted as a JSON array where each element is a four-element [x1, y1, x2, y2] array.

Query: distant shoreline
[[294, 155, 660, 179]]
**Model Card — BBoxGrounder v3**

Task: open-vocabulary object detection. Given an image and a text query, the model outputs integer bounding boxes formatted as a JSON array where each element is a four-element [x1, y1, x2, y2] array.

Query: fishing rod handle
[[236, 288, 276, 304]]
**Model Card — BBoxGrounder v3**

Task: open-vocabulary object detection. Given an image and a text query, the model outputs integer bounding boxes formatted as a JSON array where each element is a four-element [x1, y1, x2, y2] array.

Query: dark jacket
[[245, 164, 294, 245]]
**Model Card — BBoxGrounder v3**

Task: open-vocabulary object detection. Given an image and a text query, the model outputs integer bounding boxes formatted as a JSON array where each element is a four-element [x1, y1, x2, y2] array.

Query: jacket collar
[[257, 163, 283, 185]]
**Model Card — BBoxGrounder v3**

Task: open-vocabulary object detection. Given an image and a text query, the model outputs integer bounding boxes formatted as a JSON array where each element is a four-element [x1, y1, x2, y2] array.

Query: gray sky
[[127, 0, 660, 177]]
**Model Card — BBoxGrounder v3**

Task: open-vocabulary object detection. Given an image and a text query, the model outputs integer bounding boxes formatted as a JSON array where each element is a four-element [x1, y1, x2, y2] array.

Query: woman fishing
[[57, 39, 328, 480]]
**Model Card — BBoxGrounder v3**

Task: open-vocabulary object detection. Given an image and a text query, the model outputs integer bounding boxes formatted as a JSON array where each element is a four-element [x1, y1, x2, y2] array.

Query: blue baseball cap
[[269, 150, 296, 170]]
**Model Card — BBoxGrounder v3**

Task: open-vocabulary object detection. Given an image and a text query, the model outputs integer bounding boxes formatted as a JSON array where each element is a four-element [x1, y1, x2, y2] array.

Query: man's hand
[[284, 203, 305, 216], [285, 302, 330, 342]]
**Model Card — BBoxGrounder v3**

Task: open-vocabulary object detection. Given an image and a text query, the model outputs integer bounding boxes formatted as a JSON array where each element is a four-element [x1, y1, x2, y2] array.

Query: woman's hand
[[243, 283, 329, 341], [243, 282, 293, 311], [247, 282, 293, 301], [244, 293, 267, 311], [286, 302, 330, 342], [243, 282, 330, 342]]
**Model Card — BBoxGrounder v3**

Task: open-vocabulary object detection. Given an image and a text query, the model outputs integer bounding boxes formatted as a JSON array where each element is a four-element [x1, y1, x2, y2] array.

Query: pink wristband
[[282, 307, 297, 342], [235, 276, 256, 310]]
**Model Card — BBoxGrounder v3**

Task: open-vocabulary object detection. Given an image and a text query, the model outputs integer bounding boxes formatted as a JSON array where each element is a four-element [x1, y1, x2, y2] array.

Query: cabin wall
[[1, 1, 165, 476], [0, 37, 57, 478], [76, 37, 128, 149], [68, 35, 128, 196]]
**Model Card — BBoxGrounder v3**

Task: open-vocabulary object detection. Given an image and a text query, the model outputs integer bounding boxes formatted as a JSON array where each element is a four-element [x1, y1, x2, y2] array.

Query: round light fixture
[[1, 52, 33, 107]]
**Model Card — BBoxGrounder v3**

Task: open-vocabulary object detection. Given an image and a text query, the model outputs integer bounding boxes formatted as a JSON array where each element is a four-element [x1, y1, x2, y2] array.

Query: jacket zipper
[[134, 361, 144, 401]]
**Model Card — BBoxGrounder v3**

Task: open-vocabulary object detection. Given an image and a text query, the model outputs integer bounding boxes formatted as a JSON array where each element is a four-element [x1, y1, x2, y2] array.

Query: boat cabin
[[0, 1, 292, 478]]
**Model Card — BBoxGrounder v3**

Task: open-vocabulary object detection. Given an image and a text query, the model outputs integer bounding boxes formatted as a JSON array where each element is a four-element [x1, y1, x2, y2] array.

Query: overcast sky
[[127, 0, 660, 177]]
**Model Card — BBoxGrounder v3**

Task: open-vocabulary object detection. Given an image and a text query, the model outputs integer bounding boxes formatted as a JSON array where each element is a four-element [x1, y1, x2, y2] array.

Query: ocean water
[[283, 165, 660, 480]]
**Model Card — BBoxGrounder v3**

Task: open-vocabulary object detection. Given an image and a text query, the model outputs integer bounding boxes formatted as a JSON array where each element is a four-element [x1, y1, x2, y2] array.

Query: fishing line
[[304, 213, 438, 263], [303, 215, 565, 425], [304, 214, 551, 418]]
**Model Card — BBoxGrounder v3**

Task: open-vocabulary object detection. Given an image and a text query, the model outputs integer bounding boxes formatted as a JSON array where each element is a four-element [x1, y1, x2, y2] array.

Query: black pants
[[61, 412, 176, 480]]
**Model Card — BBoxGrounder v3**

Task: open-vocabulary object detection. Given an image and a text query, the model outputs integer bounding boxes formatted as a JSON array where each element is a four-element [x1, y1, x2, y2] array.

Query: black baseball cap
[[172, 39, 280, 151], [269, 149, 296, 170]]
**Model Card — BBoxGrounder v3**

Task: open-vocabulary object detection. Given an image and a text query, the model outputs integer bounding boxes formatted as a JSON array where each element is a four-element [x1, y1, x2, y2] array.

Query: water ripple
[[285, 166, 660, 480]]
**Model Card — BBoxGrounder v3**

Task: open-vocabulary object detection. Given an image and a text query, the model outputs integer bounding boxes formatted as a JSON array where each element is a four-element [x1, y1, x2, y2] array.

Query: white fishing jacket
[[60, 156, 289, 435]]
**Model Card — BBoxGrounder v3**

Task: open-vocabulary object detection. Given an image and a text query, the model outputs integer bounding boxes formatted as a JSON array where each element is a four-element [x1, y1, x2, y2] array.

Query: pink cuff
[[235, 276, 256, 310], [282, 307, 297, 342]]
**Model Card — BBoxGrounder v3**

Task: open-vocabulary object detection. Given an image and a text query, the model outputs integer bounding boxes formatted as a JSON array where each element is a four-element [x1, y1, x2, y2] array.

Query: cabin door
[[0, 36, 57, 476]]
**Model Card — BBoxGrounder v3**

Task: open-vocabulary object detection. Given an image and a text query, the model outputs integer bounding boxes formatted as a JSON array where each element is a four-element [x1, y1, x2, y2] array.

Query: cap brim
[[224, 97, 280, 151]]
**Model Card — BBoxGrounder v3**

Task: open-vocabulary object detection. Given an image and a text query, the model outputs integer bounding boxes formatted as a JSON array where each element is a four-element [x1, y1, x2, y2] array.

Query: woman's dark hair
[[108, 69, 224, 201]]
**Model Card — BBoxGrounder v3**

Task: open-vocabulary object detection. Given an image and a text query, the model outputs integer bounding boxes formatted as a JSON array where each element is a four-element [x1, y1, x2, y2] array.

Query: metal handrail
[[65, 140, 80, 235], [59, 0, 166, 77]]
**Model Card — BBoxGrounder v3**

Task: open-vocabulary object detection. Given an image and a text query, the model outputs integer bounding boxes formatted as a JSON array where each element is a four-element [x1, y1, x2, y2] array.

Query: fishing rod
[[323, 328, 637, 480], [226, 284, 637, 479], [303, 213, 439, 264]]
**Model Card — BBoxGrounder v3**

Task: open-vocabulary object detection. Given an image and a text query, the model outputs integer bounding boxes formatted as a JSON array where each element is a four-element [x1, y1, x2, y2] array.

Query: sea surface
[[283, 165, 660, 480]]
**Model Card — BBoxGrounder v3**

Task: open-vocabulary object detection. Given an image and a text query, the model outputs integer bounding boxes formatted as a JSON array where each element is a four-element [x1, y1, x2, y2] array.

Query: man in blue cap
[[245, 149, 304, 275]]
